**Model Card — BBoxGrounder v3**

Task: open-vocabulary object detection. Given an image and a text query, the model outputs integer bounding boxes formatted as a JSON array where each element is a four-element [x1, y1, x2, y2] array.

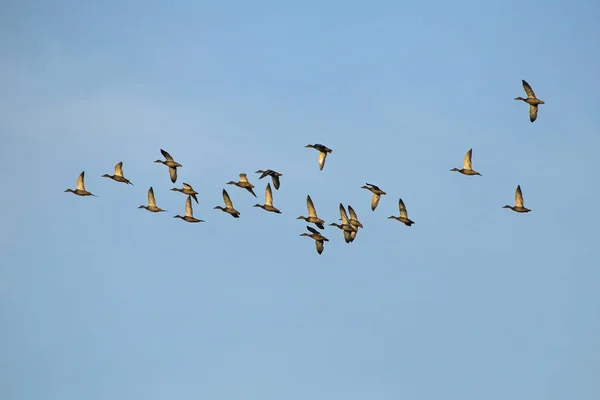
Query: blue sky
[[1, 1, 599, 399]]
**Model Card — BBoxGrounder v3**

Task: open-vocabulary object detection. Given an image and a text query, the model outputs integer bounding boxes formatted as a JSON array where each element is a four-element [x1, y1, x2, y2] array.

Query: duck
[[503, 185, 531, 213], [305, 143, 333, 170], [154, 149, 182, 183], [255, 169, 282, 190], [138, 187, 167, 212], [297, 195, 325, 229], [171, 183, 199, 204], [226, 173, 257, 197], [450, 148, 482, 176], [514, 79, 545, 123], [64, 171, 97, 197], [214, 189, 241, 218], [173, 195, 204, 223], [388, 198, 414, 226], [253, 182, 281, 214], [329, 203, 357, 243], [299, 225, 330, 255], [361, 183, 386, 211], [102, 161, 134, 185]]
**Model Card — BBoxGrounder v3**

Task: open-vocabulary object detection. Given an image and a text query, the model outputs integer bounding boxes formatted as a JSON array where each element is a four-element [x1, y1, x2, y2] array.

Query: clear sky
[[1, 1, 599, 399]]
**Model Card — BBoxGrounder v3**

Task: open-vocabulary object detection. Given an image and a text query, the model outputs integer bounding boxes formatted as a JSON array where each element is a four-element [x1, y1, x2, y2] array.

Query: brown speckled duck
[[305, 143, 333, 170], [102, 162, 134, 185], [214, 189, 241, 218], [514, 80, 545, 123], [65, 171, 97, 197], [154, 149, 182, 183], [503, 185, 531, 213], [450, 148, 482, 176]]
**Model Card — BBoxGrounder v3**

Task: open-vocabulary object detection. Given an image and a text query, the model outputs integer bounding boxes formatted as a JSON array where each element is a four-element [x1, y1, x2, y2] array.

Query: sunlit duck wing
[[114, 162, 124, 177], [148, 187, 158, 207], [223, 189, 234, 208], [339, 203, 350, 225], [239, 173, 249, 183], [318, 151, 327, 170], [371, 193, 381, 211], [463, 148, 473, 170], [515, 185, 525, 208], [182, 183, 194, 191], [185, 195, 194, 218], [307, 195, 318, 217], [348, 205, 362, 227], [399, 198, 409, 219], [77, 171, 86, 191], [265, 183, 274, 206]]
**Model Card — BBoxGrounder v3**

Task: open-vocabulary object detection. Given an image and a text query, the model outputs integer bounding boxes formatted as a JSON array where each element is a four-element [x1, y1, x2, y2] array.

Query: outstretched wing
[[148, 187, 157, 207], [515, 185, 524, 208], [371, 194, 381, 211], [160, 149, 174, 161], [307, 195, 318, 217], [239, 173, 249, 183], [77, 171, 86, 191], [315, 240, 324, 255], [265, 183, 273, 206], [398, 198, 408, 218], [114, 161, 124, 177], [339, 203, 350, 225], [529, 104, 538, 123], [223, 189, 234, 208], [307, 226, 320, 235], [463, 148, 473, 170], [185, 195, 194, 217], [272, 175, 280, 190], [522, 80, 536, 98], [169, 167, 177, 183], [318, 152, 327, 170]]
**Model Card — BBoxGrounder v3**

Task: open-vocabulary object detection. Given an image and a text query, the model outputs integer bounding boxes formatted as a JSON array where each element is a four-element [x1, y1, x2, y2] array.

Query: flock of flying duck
[[65, 80, 543, 254]]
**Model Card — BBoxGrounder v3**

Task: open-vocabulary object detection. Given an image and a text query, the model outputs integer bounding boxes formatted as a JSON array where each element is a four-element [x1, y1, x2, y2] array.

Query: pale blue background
[[1, 1, 599, 399]]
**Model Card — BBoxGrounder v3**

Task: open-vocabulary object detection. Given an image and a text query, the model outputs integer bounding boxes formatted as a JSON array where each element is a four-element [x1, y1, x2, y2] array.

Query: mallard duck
[[450, 148, 482, 176], [388, 198, 414, 226], [154, 149, 182, 183], [503, 185, 531, 213], [253, 183, 281, 213], [171, 183, 199, 204], [138, 187, 167, 212], [64, 171, 97, 197], [305, 143, 333, 170], [299, 226, 329, 255], [214, 189, 240, 218], [102, 161, 134, 185], [255, 169, 282, 190], [514, 80, 545, 123], [174, 195, 204, 223], [297, 195, 325, 229], [361, 183, 386, 210], [329, 203, 357, 243], [227, 173, 257, 197]]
